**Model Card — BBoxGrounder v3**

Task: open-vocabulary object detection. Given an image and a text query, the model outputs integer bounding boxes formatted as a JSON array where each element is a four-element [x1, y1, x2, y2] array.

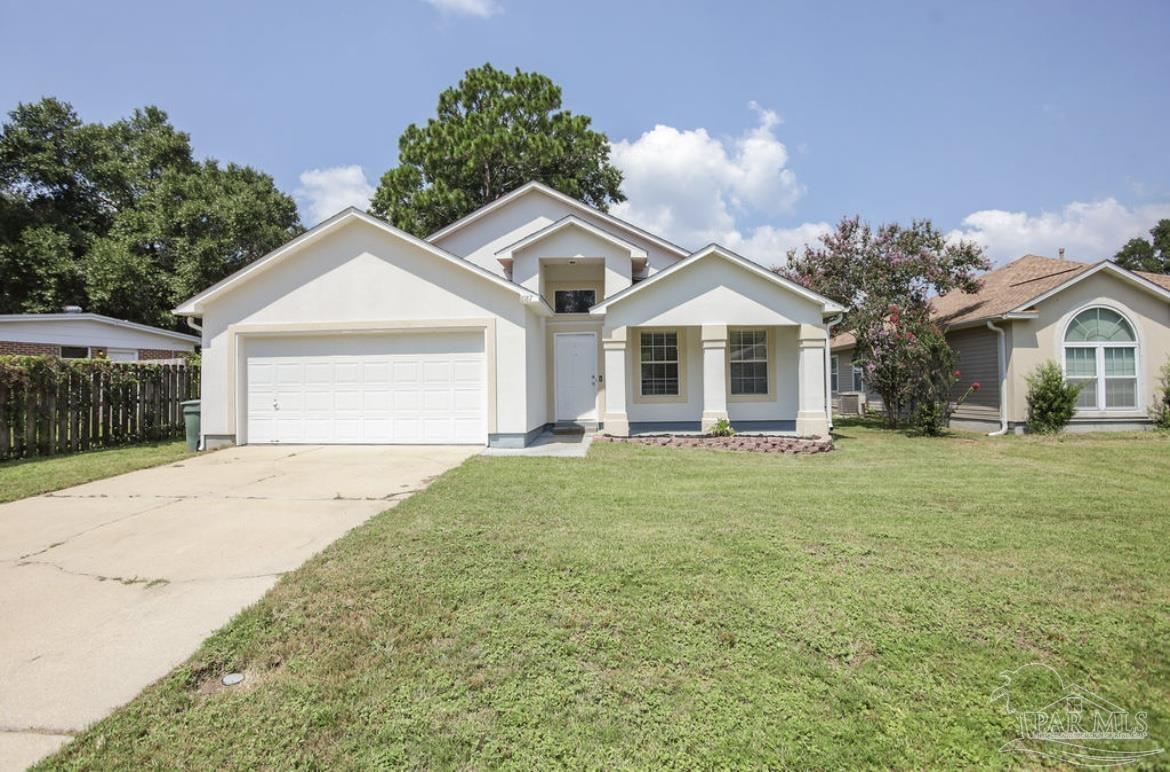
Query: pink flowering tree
[[782, 216, 989, 427]]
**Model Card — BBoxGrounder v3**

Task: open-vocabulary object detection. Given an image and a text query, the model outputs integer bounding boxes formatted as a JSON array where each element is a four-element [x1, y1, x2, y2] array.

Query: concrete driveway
[[0, 444, 478, 770]]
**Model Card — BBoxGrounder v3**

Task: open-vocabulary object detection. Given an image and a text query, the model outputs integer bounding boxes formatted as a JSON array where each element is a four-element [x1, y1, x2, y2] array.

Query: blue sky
[[2, 0, 1168, 264]]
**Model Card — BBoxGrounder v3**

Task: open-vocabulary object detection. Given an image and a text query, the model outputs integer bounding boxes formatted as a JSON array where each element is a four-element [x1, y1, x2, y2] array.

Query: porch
[[599, 323, 830, 438]]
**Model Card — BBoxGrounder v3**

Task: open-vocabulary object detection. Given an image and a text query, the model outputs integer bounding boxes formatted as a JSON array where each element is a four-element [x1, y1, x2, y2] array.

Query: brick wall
[[138, 348, 189, 360], [0, 340, 61, 356]]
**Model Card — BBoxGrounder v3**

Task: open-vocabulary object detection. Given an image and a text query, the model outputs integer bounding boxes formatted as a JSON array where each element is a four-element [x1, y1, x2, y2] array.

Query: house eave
[[173, 207, 535, 316], [0, 313, 200, 344], [590, 243, 845, 315]]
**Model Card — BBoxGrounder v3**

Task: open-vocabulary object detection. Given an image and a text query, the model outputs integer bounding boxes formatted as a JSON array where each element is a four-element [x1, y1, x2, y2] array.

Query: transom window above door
[[1063, 307, 1138, 410], [553, 289, 596, 314], [640, 331, 680, 396], [729, 329, 769, 395]]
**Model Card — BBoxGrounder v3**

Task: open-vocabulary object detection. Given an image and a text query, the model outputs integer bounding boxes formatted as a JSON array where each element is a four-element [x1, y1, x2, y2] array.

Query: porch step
[[552, 422, 587, 436]]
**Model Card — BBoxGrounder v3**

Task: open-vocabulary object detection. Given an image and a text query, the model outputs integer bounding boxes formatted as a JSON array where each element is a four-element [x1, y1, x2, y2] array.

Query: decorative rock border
[[596, 434, 833, 454]]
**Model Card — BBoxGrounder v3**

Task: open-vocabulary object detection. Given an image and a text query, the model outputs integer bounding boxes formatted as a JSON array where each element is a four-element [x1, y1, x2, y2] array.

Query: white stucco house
[[175, 182, 843, 449]]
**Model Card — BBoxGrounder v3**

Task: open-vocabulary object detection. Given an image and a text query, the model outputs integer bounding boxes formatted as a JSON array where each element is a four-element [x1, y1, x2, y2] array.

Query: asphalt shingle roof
[[832, 254, 1170, 350]]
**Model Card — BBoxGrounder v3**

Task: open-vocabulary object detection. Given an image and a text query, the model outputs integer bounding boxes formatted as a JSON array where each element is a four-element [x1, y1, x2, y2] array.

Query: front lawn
[[0, 440, 191, 504], [43, 427, 1170, 768]]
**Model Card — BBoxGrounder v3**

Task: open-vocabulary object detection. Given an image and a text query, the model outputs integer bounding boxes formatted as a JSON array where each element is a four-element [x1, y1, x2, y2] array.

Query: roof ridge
[[1006, 265, 1087, 288]]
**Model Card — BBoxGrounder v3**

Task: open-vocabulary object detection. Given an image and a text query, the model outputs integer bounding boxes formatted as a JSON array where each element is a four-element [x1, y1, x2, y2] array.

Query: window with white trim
[[640, 331, 680, 396], [830, 356, 839, 392], [1063, 307, 1138, 410], [852, 363, 865, 392], [729, 329, 769, 395]]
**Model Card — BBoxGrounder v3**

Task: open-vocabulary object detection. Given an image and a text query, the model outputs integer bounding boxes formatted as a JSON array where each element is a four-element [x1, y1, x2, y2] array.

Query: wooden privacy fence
[[0, 356, 200, 461]]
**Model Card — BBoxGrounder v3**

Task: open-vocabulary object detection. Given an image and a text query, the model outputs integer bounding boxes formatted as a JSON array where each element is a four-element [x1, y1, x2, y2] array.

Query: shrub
[[1025, 360, 1080, 433], [1151, 356, 1170, 429], [707, 418, 735, 437], [912, 375, 981, 436]]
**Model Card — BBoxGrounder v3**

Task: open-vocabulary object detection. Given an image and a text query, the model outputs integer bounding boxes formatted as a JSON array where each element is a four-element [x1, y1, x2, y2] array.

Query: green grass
[[42, 427, 1170, 769], [0, 441, 191, 503]]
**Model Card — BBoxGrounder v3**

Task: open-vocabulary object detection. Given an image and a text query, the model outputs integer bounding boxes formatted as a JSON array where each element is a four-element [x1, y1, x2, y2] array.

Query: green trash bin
[[181, 399, 201, 452]]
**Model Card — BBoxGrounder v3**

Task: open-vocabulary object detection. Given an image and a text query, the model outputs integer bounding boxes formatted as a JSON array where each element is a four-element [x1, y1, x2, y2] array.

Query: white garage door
[[245, 332, 485, 445]]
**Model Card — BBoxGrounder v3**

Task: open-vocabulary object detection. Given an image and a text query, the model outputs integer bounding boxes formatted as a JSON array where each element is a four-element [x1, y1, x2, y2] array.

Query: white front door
[[554, 332, 598, 421], [245, 333, 486, 445]]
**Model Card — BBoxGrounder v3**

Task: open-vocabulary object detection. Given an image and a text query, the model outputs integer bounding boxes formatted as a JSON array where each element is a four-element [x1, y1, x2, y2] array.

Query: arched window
[[1063, 307, 1138, 410]]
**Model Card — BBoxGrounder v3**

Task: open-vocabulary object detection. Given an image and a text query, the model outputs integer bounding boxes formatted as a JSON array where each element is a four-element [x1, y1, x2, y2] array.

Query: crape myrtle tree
[[0, 98, 301, 327], [783, 216, 989, 427], [370, 63, 625, 237]]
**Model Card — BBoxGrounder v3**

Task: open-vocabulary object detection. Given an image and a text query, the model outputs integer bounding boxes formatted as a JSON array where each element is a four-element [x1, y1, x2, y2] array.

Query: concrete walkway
[[481, 430, 594, 457], [0, 444, 478, 770]]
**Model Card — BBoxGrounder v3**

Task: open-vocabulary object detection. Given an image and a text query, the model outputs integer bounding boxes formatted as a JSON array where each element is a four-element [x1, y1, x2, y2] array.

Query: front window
[[60, 346, 89, 359], [640, 331, 679, 396], [1063, 307, 1137, 410], [729, 329, 769, 395], [554, 289, 596, 314], [852, 364, 865, 392], [830, 356, 839, 392]]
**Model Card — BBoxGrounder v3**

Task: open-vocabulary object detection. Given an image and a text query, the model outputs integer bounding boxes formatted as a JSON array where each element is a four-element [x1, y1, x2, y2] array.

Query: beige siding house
[[175, 182, 843, 449], [832, 254, 1170, 432]]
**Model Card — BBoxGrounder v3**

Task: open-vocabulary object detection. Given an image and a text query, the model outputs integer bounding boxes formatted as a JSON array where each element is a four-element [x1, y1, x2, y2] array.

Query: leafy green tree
[[0, 98, 105, 310], [0, 98, 299, 325], [86, 161, 301, 326], [1114, 219, 1170, 274], [370, 64, 624, 236]]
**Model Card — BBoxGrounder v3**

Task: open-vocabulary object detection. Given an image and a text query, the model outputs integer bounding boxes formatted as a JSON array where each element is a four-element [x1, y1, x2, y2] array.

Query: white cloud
[[610, 103, 822, 267], [421, 0, 501, 18], [947, 198, 1170, 264], [295, 165, 375, 226]]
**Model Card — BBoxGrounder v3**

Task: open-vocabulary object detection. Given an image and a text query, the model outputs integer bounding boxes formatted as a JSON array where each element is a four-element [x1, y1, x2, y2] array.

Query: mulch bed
[[596, 434, 833, 454]]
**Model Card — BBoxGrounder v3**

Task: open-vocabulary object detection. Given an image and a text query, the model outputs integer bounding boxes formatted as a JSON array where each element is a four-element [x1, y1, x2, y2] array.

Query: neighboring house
[[174, 181, 843, 449], [832, 254, 1170, 432], [0, 311, 199, 361]]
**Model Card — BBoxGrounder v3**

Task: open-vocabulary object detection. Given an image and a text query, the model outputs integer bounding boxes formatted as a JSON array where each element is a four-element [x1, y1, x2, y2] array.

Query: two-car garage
[[243, 332, 486, 445]]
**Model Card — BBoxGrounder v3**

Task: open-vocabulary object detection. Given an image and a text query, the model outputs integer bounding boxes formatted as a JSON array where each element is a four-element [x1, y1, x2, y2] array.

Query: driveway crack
[[0, 725, 78, 737], [15, 497, 182, 560], [14, 559, 171, 588]]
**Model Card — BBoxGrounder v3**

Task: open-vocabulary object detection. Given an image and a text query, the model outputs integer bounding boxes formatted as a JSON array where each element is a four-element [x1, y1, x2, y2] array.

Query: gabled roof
[[932, 254, 1170, 326], [0, 313, 199, 344], [832, 254, 1170, 349], [493, 215, 648, 262], [426, 181, 690, 258], [930, 254, 1091, 327], [174, 207, 541, 315], [590, 243, 846, 314]]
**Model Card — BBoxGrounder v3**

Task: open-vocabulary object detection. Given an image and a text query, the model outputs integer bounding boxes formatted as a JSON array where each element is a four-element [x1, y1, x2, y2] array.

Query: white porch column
[[700, 324, 728, 432], [602, 327, 630, 436], [796, 323, 830, 437]]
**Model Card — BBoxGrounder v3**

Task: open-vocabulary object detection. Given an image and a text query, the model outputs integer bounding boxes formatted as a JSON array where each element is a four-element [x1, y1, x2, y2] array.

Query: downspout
[[825, 314, 844, 431], [185, 316, 203, 333], [985, 319, 1008, 436]]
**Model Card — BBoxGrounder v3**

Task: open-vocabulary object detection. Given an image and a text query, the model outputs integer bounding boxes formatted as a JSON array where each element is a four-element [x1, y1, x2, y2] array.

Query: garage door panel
[[333, 390, 363, 411], [452, 360, 482, 382], [423, 361, 452, 383], [303, 391, 333, 411], [424, 389, 452, 411], [363, 389, 393, 410], [245, 333, 485, 445], [453, 389, 481, 411]]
